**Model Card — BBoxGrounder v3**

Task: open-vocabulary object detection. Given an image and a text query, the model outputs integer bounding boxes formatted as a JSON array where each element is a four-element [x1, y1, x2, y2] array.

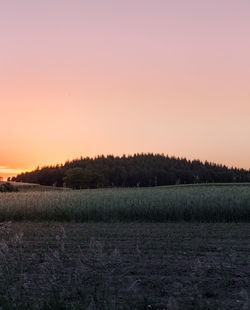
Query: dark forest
[[12, 154, 250, 189]]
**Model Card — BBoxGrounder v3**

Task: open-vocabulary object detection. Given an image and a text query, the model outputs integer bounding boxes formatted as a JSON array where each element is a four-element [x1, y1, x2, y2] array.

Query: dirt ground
[[0, 222, 249, 309]]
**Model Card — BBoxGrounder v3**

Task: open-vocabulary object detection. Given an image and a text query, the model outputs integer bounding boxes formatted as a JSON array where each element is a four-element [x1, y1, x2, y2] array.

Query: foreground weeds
[[0, 222, 249, 309]]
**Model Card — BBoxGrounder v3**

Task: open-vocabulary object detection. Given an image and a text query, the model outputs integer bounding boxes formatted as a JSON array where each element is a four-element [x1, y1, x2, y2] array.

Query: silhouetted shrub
[[0, 182, 18, 192]]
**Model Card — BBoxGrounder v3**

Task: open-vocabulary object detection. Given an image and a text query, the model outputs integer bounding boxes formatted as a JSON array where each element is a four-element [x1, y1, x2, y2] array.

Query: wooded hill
[[13, 154, 250, 189]]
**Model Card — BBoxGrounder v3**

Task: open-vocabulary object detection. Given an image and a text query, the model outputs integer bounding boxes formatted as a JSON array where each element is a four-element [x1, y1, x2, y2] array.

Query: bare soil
[[0, 222, 249, 309]]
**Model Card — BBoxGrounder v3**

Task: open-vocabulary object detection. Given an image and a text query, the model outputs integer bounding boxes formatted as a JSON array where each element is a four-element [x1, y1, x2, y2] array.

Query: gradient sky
[[1, 0, 250, 179]]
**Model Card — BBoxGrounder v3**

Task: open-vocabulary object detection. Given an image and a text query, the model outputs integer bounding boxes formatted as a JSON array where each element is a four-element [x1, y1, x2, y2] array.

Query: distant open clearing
[[0, 181, 67, 192]]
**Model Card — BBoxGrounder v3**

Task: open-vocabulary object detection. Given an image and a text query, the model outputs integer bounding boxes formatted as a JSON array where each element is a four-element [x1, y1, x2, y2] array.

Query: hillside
[[13, 154, 250, 188]]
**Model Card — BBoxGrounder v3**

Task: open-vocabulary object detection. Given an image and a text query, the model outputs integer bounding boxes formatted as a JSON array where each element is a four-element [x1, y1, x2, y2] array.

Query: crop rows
[[0, 185, 250, 222]]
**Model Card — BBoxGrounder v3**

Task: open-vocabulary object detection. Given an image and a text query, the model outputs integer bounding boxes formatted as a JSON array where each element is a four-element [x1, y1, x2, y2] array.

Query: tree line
[[12, 154, 250, 189]]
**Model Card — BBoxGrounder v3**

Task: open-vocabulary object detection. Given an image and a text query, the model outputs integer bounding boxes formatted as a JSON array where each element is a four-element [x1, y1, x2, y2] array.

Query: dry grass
[[0, 222, 249, 309]]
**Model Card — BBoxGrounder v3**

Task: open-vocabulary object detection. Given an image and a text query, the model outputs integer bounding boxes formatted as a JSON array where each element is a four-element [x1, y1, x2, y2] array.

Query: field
[[0, 184, 250, 222], [0, 184, 249, 309], [0, 222, 249, 310]]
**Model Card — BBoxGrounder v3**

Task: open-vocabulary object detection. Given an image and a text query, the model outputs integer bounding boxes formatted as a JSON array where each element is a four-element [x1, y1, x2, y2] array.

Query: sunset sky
[[1, 0, 250, 179]]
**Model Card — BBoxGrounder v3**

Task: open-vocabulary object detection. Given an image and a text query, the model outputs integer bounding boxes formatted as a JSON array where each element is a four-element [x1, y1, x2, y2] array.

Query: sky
[[1, 0, 250, 179]]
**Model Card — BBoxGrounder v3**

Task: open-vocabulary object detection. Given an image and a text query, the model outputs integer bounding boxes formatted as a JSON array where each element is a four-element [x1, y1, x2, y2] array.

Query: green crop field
[[0, 183, 250, 222]]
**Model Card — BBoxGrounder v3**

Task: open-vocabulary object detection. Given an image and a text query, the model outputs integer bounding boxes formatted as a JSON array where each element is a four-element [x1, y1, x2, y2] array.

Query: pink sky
[[1, 0, 250, 179]]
